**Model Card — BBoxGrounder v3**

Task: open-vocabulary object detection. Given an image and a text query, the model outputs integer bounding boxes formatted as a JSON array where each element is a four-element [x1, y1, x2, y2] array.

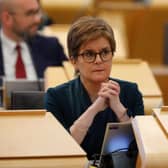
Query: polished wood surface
[[41, 0, 94, 23], [132, 113, 168, 168], [151, 0, 168, 6], [112, 59, 161, 96], [95, 12, 129, 59], [152, 65, 168, 105], [63, 61, 75, 80], [153, 107, 168, 136], [44, 66, 68, 90], [0, 110, 87, 168]]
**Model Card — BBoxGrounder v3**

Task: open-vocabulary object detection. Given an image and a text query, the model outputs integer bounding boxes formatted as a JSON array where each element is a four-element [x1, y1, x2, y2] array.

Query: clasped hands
[[93, 80, 126, 115]]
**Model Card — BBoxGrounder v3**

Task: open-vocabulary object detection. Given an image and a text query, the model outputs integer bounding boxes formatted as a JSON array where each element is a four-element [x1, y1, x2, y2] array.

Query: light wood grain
[[153, 108, 168, 136], [0, 111, 87, 167], [44, 66, 69, 90], [132, 115, 168, 168]]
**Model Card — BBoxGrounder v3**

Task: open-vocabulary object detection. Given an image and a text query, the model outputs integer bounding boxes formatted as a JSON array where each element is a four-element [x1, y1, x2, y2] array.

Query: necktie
[[15, 44, 26, 78]]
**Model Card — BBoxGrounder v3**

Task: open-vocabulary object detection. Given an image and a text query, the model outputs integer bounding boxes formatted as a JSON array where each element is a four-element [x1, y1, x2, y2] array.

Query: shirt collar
[[0, 28, 27, 51], [0, 28, 17, 51]]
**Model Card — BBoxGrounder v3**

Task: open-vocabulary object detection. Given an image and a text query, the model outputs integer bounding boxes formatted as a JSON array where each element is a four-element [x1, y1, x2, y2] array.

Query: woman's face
[[71, 37, 113, 84]]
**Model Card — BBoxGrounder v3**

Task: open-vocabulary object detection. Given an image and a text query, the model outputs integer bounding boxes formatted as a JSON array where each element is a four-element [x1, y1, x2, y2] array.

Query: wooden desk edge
[[132, 118, 146, 168], [0, 109, 46, 116], [153, 110, 168, 137]]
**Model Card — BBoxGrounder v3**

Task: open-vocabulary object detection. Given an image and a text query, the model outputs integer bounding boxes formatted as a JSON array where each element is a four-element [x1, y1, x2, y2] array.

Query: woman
[[45, 16, 144, 159]]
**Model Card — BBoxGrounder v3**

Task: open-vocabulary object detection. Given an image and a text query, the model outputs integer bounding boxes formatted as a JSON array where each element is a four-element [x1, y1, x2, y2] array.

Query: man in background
[[0, 0, 67, 80]]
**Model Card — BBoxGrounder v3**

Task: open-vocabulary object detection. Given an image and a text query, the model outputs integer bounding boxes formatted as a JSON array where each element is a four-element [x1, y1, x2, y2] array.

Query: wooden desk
[[41, 0, 94, 23], [132, 108, 168, 168], [0, 110, 87, 168]]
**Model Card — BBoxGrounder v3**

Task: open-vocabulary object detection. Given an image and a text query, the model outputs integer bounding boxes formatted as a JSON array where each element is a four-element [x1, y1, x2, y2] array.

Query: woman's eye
[[86, 52, 94, 57]]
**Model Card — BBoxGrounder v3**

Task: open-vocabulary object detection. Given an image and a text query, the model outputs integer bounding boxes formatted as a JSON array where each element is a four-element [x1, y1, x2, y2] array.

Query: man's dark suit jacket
[[0, 34, 68, 78]]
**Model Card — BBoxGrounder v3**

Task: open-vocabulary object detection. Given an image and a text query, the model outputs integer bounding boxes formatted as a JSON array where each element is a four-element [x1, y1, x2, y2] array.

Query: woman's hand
[[98, 80, 129, 121], [91, 95, 108, 113], [98, 80, 120, 109]]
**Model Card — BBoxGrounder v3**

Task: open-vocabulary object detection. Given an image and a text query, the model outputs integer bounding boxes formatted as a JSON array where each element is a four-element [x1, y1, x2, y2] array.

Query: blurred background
[[40, 0, 168, 105]]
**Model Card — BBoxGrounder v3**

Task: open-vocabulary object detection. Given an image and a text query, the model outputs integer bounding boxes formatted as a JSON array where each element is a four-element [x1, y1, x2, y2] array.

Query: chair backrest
[[3, 79, 44, 109], [11, 91, 45, 110]]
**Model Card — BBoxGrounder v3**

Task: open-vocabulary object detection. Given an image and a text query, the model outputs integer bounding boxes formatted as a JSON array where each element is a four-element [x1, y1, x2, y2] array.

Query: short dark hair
[[67, 16, 116, 59]]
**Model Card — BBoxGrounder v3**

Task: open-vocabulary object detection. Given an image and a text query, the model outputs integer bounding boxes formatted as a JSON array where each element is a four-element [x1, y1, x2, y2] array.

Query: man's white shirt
[[0, 29, 37, 80]]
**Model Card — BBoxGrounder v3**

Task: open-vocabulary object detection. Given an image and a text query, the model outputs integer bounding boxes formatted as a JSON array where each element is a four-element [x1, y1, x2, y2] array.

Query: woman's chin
[[92, 76, 108, 83]]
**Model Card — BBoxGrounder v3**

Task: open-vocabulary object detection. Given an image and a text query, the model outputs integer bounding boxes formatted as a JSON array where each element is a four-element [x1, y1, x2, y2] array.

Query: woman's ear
[[70, 56, 78, 67], [69, 56, 75, 65]]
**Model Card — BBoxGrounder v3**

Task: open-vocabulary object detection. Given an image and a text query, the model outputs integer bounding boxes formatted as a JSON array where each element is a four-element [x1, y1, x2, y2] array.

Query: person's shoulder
[[110, 77, 138, 91], [110, 77, 137, 86], [33, 33, 59, 43], [47, 78, 77, 94]]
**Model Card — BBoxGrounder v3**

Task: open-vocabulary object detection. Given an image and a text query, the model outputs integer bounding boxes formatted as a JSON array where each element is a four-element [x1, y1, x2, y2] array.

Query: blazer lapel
[[0, 39, 4, 76], [27, 38, 40, 78]]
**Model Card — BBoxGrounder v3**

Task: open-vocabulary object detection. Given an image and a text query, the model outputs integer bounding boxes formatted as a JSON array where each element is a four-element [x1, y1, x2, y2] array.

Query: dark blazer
[[45, 77, 144, 159], [0, 34, 68, 78]]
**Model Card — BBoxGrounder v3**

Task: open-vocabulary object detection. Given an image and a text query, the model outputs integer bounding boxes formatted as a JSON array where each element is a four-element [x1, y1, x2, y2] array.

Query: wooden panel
[[132, 115, 168, 168], [143, 97, 163, 115], [63, 61, 75, 80], [128, 7, 168, 64], [0, 157, 87, 168], [112, 59, 162, 96], [0, 110, 87, 168], [44, 67, 68, 90], [0, 111, 85, 157], [95, 12, 129, 59], [151, 0, 168, 6], [153, 107, 168, 136], [152, 65, 168, 105], [95, 2, 168, 65], [41, 0, 94, 23]]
